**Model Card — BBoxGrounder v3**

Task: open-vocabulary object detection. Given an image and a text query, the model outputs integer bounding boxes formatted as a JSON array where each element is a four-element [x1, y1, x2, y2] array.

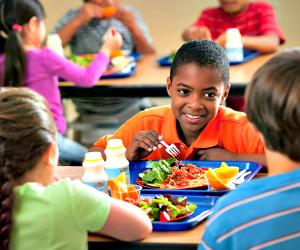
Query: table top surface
[[60, 53, 274, 87]]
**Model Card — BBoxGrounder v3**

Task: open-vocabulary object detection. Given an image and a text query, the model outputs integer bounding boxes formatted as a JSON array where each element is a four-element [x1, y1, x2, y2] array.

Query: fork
[[232, 171, 252, 185], [159, 139, 180, 158]]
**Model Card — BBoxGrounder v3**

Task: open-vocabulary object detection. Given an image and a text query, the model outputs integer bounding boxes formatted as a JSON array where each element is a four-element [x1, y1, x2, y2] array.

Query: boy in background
[[182, 0, 285, 53], [199, 49, 300, 249], [53, 0, 155, 144], [92, 40, 266, 167], [183, 0, 285, 111]]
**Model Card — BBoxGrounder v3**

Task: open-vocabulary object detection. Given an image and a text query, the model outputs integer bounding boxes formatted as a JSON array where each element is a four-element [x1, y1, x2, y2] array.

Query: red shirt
[[194, 2, 285, 44], [93, 106, 265, 160]]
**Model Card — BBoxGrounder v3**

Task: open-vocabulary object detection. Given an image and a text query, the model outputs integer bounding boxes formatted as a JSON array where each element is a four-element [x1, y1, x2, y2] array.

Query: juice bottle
[[82, 152, 108, 192], [104, 139, 130, 184], [225, 28, 244, 63]]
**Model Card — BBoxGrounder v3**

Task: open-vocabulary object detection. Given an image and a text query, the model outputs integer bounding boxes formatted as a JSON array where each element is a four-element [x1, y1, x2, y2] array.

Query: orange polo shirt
[[93, 105, 265, 160]]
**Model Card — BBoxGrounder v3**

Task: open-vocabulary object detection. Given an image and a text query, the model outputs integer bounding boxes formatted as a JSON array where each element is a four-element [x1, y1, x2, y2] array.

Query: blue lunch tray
[[139, 192, 219, 231], [130, 160, 262, 196], [100, 64, 136, 79], [157, 49, 260, 67], [229, 49, 260, 65]]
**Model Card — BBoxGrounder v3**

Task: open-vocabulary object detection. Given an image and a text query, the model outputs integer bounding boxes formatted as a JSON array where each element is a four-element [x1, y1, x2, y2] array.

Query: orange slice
[[205, 168, 235, 190], [127, 185, 139, 200], [110, 50, 124, 59], [214, 166, 239, 182], [103, 6, 117, 19], [116, 172, 126, 184], [108, 179, 127, 199]]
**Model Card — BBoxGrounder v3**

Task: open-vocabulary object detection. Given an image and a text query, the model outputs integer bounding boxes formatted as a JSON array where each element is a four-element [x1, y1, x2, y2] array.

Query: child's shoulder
[[217, 106, 248, 124], [248, 1, 274, 11]]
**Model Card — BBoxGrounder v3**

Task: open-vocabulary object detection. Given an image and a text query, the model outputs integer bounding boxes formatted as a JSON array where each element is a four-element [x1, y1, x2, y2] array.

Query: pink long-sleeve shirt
[[0, 48, 109, 134]]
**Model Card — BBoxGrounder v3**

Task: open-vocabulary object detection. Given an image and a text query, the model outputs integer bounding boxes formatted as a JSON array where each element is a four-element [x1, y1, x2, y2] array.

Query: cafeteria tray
[[130, 160, 262, 196]]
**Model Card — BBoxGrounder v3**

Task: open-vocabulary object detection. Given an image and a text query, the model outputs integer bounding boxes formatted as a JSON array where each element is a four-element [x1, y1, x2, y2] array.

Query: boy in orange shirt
[[92, 40, 266, 166]]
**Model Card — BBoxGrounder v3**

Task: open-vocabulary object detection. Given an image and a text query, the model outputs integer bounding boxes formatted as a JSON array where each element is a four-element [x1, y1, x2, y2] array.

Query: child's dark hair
[[170, 40, 230, 84], [246, 49, 300, 161], [0, 88, 56, 250], [0, 0, 45, 86]]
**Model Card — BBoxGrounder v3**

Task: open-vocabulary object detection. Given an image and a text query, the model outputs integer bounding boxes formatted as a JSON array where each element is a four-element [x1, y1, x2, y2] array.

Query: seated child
[[92, 40, 266, 166], [53, 0, 156, 144], [0, 88, 152, 250], [199, 48, 300, 250], [0, 0, 122, 165], [182, 0, 285, 53]]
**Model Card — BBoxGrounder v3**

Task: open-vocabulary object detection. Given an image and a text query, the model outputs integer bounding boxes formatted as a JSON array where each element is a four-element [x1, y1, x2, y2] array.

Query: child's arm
[[196, 148, 267, 167], [114, 7, 155, 55], [182, 26, 212, 41], [57, 3, 104, 47], [99, 198, 152, 241], [46, 28, 121, 86], [215, 32, 280, 53]]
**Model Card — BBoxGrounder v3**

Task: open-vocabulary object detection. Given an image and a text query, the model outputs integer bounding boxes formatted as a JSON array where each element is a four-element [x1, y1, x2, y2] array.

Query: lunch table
[[56, 166, 267, 250], [59, 54, 274, 99]]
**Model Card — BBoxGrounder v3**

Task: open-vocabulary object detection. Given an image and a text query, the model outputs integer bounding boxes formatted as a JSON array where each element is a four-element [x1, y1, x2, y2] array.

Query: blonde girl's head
[[0, 87, 57, 250], [0, 0, 45, 86]]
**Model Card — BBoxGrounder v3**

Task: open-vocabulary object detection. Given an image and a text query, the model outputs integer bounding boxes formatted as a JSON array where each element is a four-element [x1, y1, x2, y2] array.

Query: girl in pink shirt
[[0, 0, 122, 164]]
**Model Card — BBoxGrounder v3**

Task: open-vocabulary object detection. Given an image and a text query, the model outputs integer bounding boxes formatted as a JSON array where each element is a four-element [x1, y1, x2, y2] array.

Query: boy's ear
[[166, 77, 172, 97], [221, 84, 231, 104]]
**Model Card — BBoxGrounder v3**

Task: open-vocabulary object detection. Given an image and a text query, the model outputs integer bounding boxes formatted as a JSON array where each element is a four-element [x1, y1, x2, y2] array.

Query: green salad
[[136, 194, 197, 222], [138, 158, 176, 187]]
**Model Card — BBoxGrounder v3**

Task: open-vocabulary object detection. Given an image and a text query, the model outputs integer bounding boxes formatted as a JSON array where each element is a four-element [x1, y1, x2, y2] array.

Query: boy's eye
[[178, 89, 190, 95], [204, 92, 217, 98]]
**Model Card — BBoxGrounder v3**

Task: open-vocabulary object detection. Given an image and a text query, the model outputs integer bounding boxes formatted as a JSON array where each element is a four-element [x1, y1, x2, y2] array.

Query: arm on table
[[98, 198, 152, 241], [115, 7, 155, 55]]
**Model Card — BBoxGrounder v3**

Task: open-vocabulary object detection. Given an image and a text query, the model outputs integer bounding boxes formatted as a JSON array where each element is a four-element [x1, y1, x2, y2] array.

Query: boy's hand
[[215, 32, 227, 47], [126, 131, 163, 161], [114, 7, 137, 30], [185, 26, 212, 41], [195, 148, 235, 161], [78, 2, 104, 25]]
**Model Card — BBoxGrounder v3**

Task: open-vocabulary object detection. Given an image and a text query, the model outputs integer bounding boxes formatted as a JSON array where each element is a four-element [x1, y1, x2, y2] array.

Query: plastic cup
[[109, 184, 142, 201]]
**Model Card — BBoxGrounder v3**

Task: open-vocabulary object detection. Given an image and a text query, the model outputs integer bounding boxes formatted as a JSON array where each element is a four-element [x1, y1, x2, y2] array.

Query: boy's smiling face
[[167, 63, 230, 144]]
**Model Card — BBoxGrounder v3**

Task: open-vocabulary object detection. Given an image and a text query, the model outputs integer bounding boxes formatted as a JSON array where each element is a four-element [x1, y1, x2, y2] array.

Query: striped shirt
[[199, 169, 300, 250], [194, 2, 285, 44]]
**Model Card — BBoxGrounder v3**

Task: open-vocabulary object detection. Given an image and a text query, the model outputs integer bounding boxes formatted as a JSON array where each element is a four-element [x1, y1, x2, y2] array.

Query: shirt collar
[[162, 106, 222, 148]]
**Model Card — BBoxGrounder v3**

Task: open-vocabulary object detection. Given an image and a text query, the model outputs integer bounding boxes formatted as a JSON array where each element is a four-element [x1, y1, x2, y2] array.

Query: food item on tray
[[69, 52, 134, 75], [169, 51, 176, 62], [138, 158, 208, 189], [127, 193, 197, 222], [108, 173, 141, 200], [102, 6, 117, 19], [204, 162, 239, 190], [69, 53, 97, 67]]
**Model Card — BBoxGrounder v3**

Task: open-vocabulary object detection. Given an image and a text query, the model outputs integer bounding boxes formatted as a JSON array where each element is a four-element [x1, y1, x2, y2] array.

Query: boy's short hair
[[246, 48, 300, 161], [170, 40, 230, 85]]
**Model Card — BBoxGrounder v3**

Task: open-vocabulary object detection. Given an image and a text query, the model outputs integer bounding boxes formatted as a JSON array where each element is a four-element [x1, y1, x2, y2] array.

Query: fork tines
[[159, 140, 180, 158]]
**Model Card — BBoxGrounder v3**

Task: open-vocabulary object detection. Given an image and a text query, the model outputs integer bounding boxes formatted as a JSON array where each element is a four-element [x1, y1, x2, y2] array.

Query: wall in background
[[42, 0, 300, 54]]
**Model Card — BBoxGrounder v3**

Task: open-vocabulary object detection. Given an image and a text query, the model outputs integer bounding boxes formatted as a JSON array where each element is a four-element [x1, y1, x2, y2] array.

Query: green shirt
[[11, 179, 111, 250]]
